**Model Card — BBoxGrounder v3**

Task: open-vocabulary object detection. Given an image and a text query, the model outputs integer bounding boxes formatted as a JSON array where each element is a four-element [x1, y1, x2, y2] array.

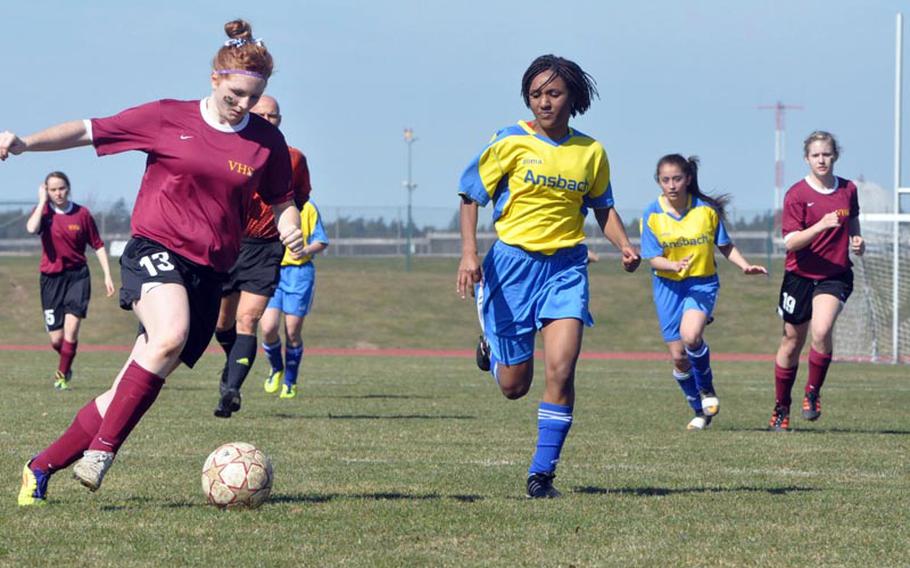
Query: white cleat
[[699, 390, 719, 417], [687, 414, 712, 431], [73, 450, 115, 492]]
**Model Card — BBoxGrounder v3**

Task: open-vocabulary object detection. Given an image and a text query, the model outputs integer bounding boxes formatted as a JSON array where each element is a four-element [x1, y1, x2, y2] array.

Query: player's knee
[[680, 333, 703, 350], [672, 355, 689, 371], [810, 336, 831, 353], [497, 366, 532, 399], [235, 312, 261, 334], [500, 382, 530, 400], [545, 360, 576, 385], [148, 329, 189, 360]]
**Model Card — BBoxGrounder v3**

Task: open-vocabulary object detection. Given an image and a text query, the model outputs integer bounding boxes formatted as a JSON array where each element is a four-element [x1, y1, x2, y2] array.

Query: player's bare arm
[[717, 243, 768, 275], [25, 185, 48, 234], [595, 206, 641, 272], [95, 246, 116, 296], [649, 254, 691, 273], [848, 216, 865, 256], [784, 211, 841, 252], [457, 197, 482, 299], [0, 121, 92, 161], [272, 201, 304, 257]]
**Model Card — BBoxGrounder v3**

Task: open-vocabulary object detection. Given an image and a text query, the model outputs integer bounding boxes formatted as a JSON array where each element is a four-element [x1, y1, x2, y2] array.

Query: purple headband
[[215, 69, 265, 80]]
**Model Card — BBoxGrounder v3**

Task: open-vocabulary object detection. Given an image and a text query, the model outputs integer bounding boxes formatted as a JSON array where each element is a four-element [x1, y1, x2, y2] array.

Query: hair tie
[[224, 37, 264, 48], [215, 69, 265, 80]]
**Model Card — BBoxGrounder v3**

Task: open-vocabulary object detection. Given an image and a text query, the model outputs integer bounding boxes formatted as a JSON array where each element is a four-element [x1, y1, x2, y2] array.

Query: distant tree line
[[0, 201, 777, 241]]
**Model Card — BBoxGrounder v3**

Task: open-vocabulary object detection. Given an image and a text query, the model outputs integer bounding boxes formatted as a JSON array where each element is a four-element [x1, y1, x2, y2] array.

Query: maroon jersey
[[37, 203, 104, 274], [90, 99, 294, 272], [782, 176, 860, 279], [243, 146, 312, 240]]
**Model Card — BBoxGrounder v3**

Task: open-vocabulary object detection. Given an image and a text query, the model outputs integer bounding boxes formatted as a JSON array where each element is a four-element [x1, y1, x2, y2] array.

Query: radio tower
[[758, 101, 803, 213]]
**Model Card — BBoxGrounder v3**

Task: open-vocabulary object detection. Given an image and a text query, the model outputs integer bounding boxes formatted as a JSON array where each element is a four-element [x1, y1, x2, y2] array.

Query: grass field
[[1, 256, 908, 566]]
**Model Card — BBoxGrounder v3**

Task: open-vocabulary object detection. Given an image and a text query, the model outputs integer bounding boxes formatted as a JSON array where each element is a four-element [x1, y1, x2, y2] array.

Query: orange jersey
[[243, 146, 312, 239]]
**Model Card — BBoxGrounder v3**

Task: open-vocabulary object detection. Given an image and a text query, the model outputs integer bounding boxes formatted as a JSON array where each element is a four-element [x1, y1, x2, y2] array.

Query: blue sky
[[1, 0, 907, 225]]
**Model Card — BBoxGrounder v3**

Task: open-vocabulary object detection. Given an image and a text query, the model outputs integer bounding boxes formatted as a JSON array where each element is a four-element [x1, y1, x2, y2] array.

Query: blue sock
[[673, 368, 702, 413], [263, 340, 283, 373], [685, 342, 714, 393], [528, 402, 573, 475], [285, 344, 303, 385]]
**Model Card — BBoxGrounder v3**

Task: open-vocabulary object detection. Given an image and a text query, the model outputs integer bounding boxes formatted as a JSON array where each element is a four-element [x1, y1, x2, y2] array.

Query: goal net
[[835, 213, 910, 363]]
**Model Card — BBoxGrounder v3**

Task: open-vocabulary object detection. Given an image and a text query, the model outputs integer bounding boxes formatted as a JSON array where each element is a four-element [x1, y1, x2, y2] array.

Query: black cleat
[[475, 335, 491, 372], [802, 390, 821, 421], [526, 472, 561, 499], [769, 405, 791, 431], [214, 388, 241, 419]]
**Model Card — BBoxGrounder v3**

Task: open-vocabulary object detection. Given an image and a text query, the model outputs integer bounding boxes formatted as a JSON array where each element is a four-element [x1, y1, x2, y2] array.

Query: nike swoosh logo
[[236, 357, 250, 366], [807, 202, 815, 207], [179, 135, 193, 140]]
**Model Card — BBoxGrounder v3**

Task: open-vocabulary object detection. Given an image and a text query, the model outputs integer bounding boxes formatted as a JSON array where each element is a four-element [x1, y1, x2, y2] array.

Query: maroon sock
[[774, 363, 798, 409], [58, 340, 78, 375], [806, 348, 832, 394], [31, 400, 103, 473], [88, 361, 165, 454], [52, 342, 62, 354]]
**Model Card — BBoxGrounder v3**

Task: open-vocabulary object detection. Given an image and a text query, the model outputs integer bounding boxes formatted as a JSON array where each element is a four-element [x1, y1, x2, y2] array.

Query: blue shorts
[[652, 275, 719, 342], [267, 263, 316, 318], [477, 241, 593, 366]]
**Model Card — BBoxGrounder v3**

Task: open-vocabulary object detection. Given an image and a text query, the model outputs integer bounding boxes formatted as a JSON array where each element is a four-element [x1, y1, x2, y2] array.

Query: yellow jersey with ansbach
[[640, 195, 731, 281], [281, 200, 329, 266], [459, 120, 614, 254]]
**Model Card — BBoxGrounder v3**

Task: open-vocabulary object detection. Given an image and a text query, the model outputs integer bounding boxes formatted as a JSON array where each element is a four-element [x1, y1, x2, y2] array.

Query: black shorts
[[777, 270, 854, 325], [221, 238, 283, 297], [40, 265, 91, 331], [119, 237, 225, 368]]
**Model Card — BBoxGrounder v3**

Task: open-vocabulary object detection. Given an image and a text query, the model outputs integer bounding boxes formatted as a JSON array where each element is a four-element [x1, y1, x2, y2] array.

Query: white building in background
[[854, 178, 893, 213]]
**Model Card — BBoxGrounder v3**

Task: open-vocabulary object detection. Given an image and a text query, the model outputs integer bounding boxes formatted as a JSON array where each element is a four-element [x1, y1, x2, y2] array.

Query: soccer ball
[[201, 442, 273, 509]]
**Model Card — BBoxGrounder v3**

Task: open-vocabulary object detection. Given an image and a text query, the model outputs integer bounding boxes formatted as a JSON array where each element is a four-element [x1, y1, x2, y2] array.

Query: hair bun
[[224, 19, 253, 40]]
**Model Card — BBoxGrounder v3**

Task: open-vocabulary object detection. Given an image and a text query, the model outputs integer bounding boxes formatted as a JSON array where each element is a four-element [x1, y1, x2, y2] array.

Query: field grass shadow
[[726, 426, 910, 436], [326, 394, 435, 400], [271, 413, 476, 420], [573, 485, 817, 497], [99, 497, 202, 511], [162, 385, 211, 392], [270, 492, 483, 503], [269, 493, 336, 505]]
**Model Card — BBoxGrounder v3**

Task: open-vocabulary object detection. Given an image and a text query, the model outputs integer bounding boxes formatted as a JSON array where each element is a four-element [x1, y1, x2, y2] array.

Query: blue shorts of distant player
[[652, 274, 719, 342], [476, 240, 593, 366], [267, 263, 316, 318]]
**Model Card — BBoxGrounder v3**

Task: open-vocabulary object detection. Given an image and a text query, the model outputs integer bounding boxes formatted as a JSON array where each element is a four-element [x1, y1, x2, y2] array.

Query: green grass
[[0, 254, 784, 353], [1, 352, 908, 567], [1, 255, 907, 566]]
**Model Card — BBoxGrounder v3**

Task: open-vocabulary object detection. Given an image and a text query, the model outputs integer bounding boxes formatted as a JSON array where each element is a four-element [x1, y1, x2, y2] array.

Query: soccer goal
[[835, 212, 910, 363]]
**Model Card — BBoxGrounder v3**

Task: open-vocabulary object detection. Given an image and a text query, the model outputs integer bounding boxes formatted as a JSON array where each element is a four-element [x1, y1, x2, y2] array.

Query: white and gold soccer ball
[[201, 442, 273, 509]]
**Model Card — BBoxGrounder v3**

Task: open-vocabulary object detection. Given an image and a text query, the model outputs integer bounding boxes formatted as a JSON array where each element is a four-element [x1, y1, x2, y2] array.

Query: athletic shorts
[[651, 275, 719, 342], [777, 270, 854, 325], [119, 237, 224, 368], [476, 240, 592, 366], [40, 264, 91, 331], [267, 263, 316, 318], [222, 237, 284, 297]]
